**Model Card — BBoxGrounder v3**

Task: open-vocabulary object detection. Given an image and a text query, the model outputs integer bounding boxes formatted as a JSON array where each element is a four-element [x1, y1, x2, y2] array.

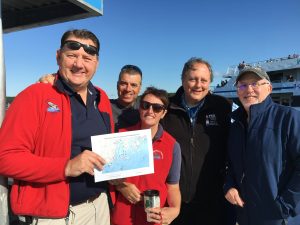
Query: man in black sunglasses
[[0, 29, 113, 225], [38, 64, 143, 132], [110, 64, 143, 131], [161, 57, 235, 225]]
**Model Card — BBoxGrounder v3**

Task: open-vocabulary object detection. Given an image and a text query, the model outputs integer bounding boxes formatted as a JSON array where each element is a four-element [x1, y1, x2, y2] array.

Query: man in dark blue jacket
[[224, 67, 300, 225]]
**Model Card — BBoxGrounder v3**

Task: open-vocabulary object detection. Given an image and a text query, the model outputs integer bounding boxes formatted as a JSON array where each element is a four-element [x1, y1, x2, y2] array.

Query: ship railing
[[223, 55, 300, 77], [244, 54, 299, 67]]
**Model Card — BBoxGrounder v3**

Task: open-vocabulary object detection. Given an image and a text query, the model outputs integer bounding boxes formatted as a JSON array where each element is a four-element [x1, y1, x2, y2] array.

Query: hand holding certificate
[[91, 129, 154, 182]]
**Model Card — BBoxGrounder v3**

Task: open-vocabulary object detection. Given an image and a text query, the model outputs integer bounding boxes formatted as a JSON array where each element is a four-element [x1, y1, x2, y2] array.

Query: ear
[[268, 84, 273, 93], [160, 109, 167, 119], [95, 57, 99, 68], [56, 50, 61, 66]]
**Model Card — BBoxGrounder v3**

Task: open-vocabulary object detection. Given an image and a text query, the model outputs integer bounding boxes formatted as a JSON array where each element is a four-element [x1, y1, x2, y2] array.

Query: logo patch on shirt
[[205, 114, 219, 126], [153, 150, 163, 160], [46, 101, 60, 112]]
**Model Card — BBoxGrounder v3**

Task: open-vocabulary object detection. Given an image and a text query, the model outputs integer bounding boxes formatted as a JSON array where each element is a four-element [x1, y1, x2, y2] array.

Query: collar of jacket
[[53, 72, 97, 97], [111, 98, 140, 110], [133, 122, 164, 143], [231, 95, 273, 122]]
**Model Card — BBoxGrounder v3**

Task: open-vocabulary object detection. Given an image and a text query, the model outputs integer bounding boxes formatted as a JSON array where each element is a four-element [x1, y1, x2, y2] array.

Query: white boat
[[213, 54, 300, 110]]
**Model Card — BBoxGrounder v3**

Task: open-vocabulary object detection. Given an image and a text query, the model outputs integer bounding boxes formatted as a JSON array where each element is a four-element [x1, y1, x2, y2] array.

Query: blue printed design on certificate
[[91, 129, 154, 182]]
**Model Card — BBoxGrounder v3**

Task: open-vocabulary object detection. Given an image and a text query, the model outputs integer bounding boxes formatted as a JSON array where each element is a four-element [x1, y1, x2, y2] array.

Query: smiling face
[[237, 73, 272, 113], [182, 62, 211, 106], [139, 94, 167, 129], [56, 36, 99, 93], [117, 73, 142, 107]]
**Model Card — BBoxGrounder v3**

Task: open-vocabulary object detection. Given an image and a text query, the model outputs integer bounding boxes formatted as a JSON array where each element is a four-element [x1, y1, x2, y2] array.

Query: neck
[[184, 95, 202, 108], [117, 98, 135, 108], [76, 88, 88, 105], [141, 123, 159, 139], [243, 107, 250, 123]]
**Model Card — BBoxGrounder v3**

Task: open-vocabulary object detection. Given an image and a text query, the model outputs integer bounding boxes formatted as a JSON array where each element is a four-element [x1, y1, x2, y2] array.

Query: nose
[[73, 56, 84, 68], [195, 79, 202, 87], [125, 84, 133, 91], [245, 84, 255, 91], [146, 105, 154, 113]]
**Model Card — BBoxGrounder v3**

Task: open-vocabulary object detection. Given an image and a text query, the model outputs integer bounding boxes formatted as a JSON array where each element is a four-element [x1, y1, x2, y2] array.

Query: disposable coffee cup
[[143, 189, 160, 222]]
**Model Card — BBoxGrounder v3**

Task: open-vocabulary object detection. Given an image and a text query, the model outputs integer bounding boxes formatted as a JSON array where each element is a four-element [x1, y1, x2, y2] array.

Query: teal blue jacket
[[225, 96, 300, 225]]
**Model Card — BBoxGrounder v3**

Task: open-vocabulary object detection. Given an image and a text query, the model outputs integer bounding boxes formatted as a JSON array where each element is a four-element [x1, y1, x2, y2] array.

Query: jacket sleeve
[[0, 85, 68, 183], [277, 110, 300, 217], [223, 162, 237, 194], [223, 124, 239, 195]]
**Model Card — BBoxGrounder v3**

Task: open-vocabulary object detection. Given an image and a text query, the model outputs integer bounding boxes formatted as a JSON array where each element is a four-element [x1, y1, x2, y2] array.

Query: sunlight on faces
[[117, 73, 142, 106], [139, 94, 167, 129], [56, 36, 99, 93], [182, 63, 211, 106], [237, 73, 272, 113]]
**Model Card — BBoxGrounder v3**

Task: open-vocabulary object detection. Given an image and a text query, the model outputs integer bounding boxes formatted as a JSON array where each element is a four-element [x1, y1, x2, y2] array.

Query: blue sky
[[3, 0, 300, 98]]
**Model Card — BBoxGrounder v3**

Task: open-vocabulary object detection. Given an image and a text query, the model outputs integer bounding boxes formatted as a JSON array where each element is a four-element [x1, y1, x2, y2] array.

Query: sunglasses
[[140, 101, 166, 113], [62, 40, 99, 56]]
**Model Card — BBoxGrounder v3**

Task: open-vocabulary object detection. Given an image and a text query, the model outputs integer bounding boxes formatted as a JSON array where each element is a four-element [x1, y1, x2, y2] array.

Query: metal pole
[[0, 0, 9, 224]]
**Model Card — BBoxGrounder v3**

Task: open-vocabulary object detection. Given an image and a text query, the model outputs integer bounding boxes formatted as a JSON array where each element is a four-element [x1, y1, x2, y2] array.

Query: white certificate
[[91, 129, 154, 182]]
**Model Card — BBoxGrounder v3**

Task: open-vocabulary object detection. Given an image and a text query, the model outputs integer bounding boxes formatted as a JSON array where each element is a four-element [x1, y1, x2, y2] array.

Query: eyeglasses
[[140, 101, 166, 113], [237, 82, 270, 91], [61, 40, 99, 56]]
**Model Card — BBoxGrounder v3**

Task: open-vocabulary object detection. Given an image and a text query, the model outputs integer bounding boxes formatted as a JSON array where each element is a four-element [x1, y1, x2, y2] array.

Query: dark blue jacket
[[224, 96, 300, 225]]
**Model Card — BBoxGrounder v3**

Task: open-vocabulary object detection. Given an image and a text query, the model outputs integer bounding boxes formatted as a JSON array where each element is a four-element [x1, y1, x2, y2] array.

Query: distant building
[[6, 102, 10, 110]]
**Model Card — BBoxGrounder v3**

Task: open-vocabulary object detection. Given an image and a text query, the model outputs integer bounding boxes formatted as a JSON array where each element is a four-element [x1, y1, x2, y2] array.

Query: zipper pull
[[65, 210, 70, 225], [240, 173, 245, 184], [65, 216, 69, 225]]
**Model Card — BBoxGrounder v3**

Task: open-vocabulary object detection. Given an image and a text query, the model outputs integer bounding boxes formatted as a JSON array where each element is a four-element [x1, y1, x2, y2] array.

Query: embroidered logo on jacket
[[47, 101, 60, 112], [153, 150, 163, 160], [205, 114, 219, 126]]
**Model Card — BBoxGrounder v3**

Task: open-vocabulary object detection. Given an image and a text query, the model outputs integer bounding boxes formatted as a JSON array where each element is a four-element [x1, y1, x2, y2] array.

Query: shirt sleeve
[[166, 142, 181, 184]]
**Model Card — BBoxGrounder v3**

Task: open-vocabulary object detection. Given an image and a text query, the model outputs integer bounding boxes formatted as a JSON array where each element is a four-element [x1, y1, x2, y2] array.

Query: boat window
[[269, 72, 283, 83]]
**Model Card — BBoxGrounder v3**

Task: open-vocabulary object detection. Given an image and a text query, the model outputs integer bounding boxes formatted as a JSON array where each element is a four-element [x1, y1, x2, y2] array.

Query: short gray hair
[[181, 57, 213, 82]]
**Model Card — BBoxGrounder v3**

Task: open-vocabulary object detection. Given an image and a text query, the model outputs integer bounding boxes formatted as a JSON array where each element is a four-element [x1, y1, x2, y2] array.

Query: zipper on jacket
[[240, 172, 245, 184], [66, 95, 72, 216], [17, 181, 22, 204], [190, 137, 194, 147], [188, 122, 195, 201]]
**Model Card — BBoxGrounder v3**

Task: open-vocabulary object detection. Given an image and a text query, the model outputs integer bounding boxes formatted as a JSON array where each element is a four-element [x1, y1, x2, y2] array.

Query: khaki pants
[[31, 193, 110, 225]]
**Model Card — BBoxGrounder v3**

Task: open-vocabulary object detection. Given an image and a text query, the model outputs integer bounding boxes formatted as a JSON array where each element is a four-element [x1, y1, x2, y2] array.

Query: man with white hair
[[224, 67, 300, 225]]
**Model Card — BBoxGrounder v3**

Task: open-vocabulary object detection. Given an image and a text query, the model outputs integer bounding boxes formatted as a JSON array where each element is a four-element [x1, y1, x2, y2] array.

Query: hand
[[115, 182, 141, 204], [225, 188, 244, 207], [38, 73, 55, 84], [145, 207, 162, 224], [64, 150, 106, 177], [159, 207, 180, 224], [108, 178, 125, 185]]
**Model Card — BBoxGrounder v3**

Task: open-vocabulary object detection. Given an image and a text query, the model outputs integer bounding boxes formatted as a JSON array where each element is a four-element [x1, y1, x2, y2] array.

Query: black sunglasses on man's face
[[61, 40, 99, 56]]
